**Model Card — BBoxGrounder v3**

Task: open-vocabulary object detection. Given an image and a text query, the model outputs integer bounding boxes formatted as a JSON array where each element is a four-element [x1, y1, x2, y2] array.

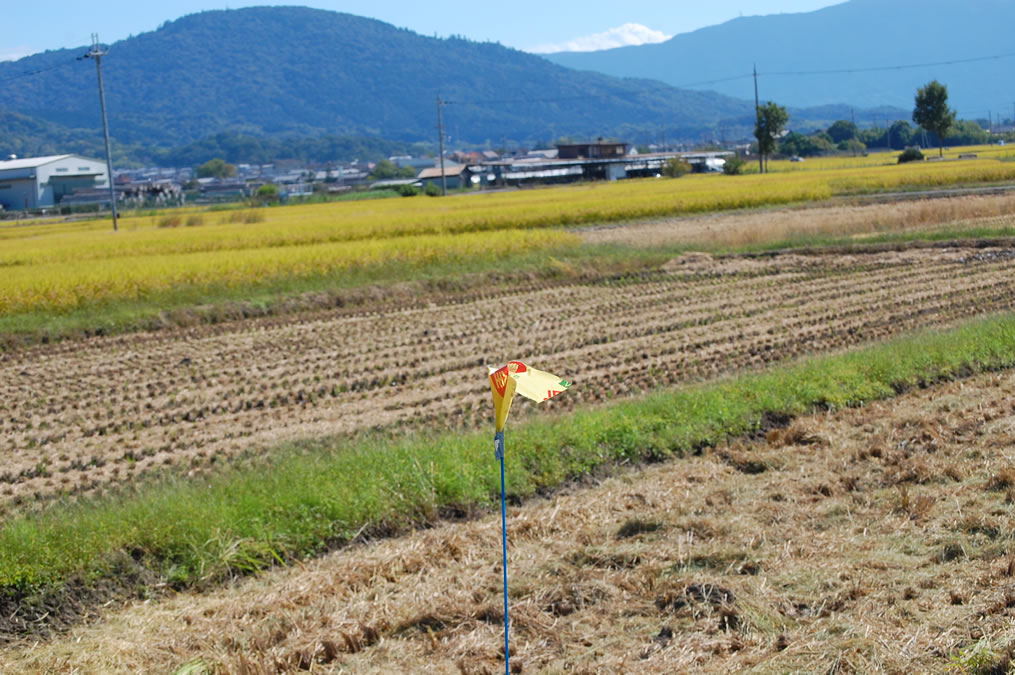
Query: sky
[[0, 0, 845, 61]]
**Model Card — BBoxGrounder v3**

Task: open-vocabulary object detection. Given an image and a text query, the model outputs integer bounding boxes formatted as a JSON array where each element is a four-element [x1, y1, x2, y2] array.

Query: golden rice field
[[767, 143, 1015, 172], [3, 154, 1015, 316]]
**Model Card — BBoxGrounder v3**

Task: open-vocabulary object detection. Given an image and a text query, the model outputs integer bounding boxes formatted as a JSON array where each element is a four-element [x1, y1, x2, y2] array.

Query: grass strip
[[2, 313, 1015, 606]]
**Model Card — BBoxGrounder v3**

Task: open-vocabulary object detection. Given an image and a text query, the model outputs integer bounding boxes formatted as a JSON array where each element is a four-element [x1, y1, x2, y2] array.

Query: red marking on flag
[[508, 361, 528, 375], [491, 367, 510, 397]]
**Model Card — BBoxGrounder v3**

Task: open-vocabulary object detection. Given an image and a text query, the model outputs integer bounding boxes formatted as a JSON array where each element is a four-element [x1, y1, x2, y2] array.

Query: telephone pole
[[436, 96, 447, 196], [753, 64, 763, 174], [82, 34, 118, 231]]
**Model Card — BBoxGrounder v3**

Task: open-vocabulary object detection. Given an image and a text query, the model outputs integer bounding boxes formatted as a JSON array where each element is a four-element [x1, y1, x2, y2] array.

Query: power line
[[448, 50, 1015, 109], [0, 57, 78, 85], [762, 50, 1015, 77]]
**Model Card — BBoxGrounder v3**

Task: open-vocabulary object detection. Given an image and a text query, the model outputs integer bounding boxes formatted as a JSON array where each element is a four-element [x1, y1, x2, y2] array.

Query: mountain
[[0, 6, 757, 159], [545, 0, 1014, 119]]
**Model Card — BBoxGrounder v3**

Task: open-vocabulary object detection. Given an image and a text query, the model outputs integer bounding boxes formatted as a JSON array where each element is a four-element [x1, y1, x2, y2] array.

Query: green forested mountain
[[0, 6, 755, 161], [0, 6, 919, 165]]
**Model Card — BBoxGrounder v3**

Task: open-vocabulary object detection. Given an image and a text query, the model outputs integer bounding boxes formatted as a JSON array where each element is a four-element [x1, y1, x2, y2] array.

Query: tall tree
[[755, 102, 789, 173], [826, 120, 859, 144], [196, 157, 236, 178], [913, 80, 956, 158]]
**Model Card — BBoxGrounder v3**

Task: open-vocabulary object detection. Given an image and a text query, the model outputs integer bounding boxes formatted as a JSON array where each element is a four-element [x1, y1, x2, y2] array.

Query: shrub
[[157, 215, 182, 228], [723, 155, 747, 176], [662, 157, 692, 178], [396, 184, 419, 197], [898, 148, 925, 164], [424, 183, 442, 196], [255, 184, 280, 204]]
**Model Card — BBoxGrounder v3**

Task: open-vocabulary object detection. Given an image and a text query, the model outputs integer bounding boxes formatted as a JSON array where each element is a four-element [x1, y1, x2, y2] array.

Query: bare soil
[[7, 367, 1015, 673], [3, 244, 1015, 514]]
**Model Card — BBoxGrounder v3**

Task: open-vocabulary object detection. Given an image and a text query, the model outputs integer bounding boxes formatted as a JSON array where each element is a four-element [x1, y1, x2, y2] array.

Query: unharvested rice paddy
[[3, 243, 1015, 513], [5, 155, 1015, 317]]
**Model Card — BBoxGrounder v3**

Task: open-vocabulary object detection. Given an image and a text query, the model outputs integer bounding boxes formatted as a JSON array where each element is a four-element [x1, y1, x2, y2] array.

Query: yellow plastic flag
[[489, 361, 571, 432], [489, 364, 518, 433]]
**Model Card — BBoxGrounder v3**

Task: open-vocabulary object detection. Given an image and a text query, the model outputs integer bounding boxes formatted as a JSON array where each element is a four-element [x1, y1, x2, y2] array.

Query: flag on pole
[[489, 360, 571, 431], [488, 360, 571, 675]]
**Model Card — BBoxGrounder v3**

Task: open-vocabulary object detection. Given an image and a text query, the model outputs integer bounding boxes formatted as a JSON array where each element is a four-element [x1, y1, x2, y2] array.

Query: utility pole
[[753, 64, 763, 174], [436, 96, 447, 196], [82, 34, 118, 231]]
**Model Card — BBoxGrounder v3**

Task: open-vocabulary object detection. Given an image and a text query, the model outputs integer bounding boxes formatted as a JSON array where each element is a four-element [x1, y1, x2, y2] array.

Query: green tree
[[254, 183, 279, 204], [945, 120, 989, 146], [369, 159, 416, 180], [838, 138, 866, 155], [826, 120, 858, 144], [754, 102, 789, 173], [913, 80, 957, 158], [196, 157, 236, 179], [780, 132, 835, 158]]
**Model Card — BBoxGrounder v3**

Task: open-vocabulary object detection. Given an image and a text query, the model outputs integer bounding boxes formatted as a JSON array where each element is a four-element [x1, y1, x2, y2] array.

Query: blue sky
[[0, 1, 844, 61]]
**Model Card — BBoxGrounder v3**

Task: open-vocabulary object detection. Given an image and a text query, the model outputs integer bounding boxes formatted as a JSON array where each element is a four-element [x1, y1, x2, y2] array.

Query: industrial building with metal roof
[[0, 154, 109, 211]]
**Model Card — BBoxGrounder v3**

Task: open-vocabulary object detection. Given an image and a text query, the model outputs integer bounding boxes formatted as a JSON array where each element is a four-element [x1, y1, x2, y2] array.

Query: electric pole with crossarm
[[81, 34, 118, 231]]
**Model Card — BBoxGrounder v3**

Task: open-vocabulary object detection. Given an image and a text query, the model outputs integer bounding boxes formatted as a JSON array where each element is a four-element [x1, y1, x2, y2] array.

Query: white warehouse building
[[0, 154, 109, 211]]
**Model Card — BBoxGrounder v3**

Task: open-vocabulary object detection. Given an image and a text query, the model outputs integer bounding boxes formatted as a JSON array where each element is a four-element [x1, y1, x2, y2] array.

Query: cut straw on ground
[[2, 312, 1015, 637]]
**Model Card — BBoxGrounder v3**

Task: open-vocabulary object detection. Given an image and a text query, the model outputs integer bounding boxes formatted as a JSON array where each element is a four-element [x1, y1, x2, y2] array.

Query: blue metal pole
[[494, 430, 510, 675]]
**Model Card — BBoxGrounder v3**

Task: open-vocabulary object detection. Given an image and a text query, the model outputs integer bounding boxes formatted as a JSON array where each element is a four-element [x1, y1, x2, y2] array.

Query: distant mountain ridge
[[545, 0, 1014, 118], [0, 6, 911, 164]]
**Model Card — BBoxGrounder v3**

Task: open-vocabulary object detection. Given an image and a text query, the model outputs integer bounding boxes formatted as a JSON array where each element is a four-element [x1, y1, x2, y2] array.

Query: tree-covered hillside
[[0, 7, 753, 153]]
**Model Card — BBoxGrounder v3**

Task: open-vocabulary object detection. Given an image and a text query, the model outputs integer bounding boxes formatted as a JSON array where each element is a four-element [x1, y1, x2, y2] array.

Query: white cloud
[[528, 23, 671, 54], [0, 46, 37, 62]]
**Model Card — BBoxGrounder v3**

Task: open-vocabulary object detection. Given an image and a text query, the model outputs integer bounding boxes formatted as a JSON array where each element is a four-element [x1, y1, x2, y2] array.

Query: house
[[556, 142, 628, 160], [0, 154, 109, 210], [417, 164, 472, 190], [452, 151, 485, 164]]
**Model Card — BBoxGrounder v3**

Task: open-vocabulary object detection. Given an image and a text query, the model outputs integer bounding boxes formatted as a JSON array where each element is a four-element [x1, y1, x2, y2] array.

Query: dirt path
[[7, 364, 1015, 673], [3, 245, 1015, 513]]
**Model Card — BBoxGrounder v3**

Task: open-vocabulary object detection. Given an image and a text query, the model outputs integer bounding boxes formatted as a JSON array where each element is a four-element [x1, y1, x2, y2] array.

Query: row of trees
[[753, 80, 976, 171]]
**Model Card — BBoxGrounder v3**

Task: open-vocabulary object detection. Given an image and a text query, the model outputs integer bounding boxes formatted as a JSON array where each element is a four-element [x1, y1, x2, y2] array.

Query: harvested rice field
[[8, 365, 1015, 673], [4, 244, 1015, 513]]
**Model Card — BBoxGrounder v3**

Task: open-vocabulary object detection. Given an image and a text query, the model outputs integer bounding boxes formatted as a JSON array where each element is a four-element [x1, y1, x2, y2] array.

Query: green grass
[[3, 313, 1015, 606]]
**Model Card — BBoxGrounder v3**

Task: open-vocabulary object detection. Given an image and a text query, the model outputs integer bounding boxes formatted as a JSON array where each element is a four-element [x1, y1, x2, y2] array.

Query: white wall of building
[[0, 155, 108, 210]]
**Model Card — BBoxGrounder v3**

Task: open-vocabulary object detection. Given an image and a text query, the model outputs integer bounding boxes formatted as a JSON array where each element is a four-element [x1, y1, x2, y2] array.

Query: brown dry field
[[4, 243, 1015, 514], [581, 192, 1015, 249], [8, 366, 1015, 673]]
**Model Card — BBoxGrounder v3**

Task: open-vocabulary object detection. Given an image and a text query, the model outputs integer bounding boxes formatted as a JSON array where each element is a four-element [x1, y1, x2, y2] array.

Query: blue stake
[[494, 430, 510, 675]]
